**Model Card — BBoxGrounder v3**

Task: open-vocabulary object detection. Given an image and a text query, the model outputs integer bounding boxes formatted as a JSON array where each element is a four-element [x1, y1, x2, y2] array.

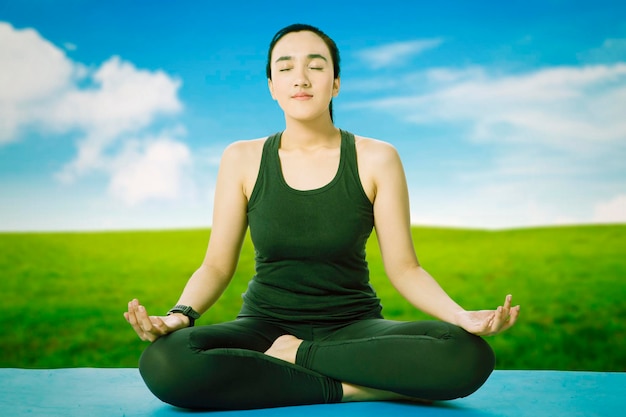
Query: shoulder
[[221, 137, 268, 163], [353, 134, 402, 168], [219, 136, 271, 198], [351, 133, 405, 202], [218, 136, 269, 174]]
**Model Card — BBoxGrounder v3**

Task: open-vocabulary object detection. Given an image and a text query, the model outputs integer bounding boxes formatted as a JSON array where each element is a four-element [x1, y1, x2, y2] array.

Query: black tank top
[[241, 130, 383, 323]]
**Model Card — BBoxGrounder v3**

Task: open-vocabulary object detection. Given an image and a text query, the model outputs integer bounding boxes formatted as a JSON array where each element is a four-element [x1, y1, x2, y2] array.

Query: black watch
[[167, 304, 201, 327]]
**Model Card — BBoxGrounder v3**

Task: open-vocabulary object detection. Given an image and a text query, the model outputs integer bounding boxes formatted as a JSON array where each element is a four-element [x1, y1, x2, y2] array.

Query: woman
[[124, 23, 520, 410]]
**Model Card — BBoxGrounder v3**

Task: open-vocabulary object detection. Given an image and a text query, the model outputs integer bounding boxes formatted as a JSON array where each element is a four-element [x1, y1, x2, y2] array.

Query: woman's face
[[268, 31, 340, 122]]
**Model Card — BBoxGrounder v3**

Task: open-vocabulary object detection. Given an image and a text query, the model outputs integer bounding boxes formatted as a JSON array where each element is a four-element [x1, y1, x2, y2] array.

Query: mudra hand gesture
[[124, 299, 189, 342], [455, 295, 520, 336]]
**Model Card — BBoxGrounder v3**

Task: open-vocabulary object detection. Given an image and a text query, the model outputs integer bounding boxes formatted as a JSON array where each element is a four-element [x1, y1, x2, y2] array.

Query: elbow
[[385, 261, 423, 286], [195, 262, 234, 285]]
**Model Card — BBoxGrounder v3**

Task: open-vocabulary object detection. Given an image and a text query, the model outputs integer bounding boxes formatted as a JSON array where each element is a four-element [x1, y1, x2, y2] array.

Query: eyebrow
[[274, 54, 328, 63]]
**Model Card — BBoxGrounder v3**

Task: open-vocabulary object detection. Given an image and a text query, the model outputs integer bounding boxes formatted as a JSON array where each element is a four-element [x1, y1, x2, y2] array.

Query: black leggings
[[139, 318, 495, 410]]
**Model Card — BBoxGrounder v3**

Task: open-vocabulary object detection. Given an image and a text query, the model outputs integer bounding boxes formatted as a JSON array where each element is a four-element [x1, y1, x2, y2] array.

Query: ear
[[332, 77, 340, 97], [268, 78, 276, 100]]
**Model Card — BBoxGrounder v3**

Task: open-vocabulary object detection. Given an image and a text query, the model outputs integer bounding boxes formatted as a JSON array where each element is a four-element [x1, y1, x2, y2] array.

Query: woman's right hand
[[124, 299, 190, 342]]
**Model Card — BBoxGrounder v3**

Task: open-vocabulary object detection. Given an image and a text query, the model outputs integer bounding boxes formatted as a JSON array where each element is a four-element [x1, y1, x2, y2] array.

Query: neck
[[282, 115, 339, 149]]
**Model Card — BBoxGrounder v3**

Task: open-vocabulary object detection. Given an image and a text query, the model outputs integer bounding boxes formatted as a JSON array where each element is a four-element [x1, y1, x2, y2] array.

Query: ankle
[[342, 383, 395, 402], [341, 383, 430, 403], [264, 335, 303, 364]]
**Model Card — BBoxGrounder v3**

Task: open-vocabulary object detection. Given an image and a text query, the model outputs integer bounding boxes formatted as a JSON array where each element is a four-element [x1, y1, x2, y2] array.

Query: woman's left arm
[[368, 140, 520, 336]]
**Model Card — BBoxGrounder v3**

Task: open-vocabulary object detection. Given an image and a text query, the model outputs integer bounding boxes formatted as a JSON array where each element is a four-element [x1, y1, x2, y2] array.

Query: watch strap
[[167, 304, 200, 327]]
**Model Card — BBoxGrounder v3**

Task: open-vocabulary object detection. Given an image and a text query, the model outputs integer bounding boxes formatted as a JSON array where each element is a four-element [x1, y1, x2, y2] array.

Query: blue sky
[[1, 0, 625, 231]]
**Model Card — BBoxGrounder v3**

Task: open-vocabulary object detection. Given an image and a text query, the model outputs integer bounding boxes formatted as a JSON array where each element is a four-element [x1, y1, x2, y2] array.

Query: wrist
[[168, 312, 191, 328], [450, 308, 466, 326], [167, 304, 201, 327]]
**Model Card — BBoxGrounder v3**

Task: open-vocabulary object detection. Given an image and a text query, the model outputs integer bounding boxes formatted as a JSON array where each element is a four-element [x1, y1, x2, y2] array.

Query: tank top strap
[[340, 129, 356, 172], [248, 132, 281, 210], [340, 129, 371, 205]]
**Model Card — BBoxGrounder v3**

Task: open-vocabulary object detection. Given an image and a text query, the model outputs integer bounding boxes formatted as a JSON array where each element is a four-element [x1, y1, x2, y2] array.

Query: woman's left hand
[[454, 294, 520, 336]]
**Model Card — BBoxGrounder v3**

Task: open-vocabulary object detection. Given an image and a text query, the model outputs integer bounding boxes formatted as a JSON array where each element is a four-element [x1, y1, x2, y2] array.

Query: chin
[[284, 109, 329, 123]]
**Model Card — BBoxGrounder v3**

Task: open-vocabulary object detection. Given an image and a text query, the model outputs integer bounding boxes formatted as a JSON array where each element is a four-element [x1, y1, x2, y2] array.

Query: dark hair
[[266, 23, 341, 121]]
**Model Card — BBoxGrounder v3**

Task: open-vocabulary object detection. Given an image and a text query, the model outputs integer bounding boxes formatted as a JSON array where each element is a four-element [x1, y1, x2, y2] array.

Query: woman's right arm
[[125, 141, 255, 342]]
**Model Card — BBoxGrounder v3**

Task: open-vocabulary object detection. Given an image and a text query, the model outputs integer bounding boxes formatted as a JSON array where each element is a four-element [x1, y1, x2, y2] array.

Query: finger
[[142, 317, 169, 342], [149, 316, 168, 335], [129, 298, 140, 311], [500, 294, 511, 316], [139, 309, 171, 342], [492, 295, 513, 329], [126, 300, 141, 329], [489, 306, 506, 334], [503, 295, 513, 317], [136, 305, 155, 333], [127, 299, 141, 321], [507, 305, 521, 327], [126, 300, 152, 341], [495, 305, 520, 334]]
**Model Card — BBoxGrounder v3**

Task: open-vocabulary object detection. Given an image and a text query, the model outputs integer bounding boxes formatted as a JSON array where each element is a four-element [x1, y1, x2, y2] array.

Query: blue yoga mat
[[0, 368, 623, 416]]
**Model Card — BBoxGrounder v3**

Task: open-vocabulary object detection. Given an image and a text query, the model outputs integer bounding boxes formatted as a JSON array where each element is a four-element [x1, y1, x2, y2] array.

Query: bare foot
[[342, 382, 434, 404], [264, 335, 303, 364]]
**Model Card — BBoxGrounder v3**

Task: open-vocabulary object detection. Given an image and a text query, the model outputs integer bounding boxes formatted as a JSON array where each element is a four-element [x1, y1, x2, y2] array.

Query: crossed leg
[[139, 318, 494, 409], [266, 319, 495, 401]]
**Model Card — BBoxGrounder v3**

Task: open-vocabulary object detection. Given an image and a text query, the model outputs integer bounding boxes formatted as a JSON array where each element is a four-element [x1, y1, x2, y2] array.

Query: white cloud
[[0, 22, 189, 206], [356, 39, 443, 69], [51, 56, 181, 136], [592, 194, 626, 224], [0, 22, 76, 142], [109, 138, 192, 206], [358, 63, 626, 153], [54, 56, 183, 180]]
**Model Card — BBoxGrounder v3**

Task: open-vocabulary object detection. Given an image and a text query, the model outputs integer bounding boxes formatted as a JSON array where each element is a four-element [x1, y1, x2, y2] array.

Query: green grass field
[[1, 225, 624, 371]]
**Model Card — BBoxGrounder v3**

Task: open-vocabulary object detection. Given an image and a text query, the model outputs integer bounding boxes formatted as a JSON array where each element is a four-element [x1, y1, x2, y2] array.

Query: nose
[[293, 66, 310, 87]]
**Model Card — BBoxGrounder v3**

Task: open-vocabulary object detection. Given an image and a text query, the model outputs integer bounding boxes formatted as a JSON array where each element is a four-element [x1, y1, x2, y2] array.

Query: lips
[[292, 92, 313, 100]]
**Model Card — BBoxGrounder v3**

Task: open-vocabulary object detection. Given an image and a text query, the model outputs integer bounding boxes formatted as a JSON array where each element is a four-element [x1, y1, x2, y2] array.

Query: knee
[[138, 335, 184, 406], [448, 331, 495, 399], [138, 330, 212, 409]]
